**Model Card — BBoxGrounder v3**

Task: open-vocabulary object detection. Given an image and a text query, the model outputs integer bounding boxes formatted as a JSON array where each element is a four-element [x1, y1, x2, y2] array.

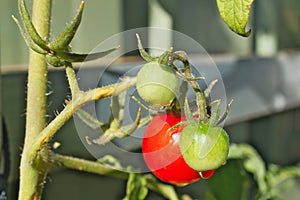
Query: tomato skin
[[142, 114, 214, 186], [180, 123, 229, 172], [136, 62, 179, 106]]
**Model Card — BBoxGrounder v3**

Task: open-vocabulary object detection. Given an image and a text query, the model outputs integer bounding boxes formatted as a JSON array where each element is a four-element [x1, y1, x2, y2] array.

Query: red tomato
[[142, 113, 214, 186]]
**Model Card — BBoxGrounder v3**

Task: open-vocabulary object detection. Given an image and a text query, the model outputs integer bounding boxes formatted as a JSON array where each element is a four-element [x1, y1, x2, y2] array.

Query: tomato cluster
[[135, 35, 231, 186], [142, 114, 215, 186]]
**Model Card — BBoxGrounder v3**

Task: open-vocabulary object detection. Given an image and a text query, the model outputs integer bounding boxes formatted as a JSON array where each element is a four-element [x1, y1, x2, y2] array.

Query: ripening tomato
[[142, 113, 214, 186], [180, 123, 229, 172], [136, 61, 179, 106]]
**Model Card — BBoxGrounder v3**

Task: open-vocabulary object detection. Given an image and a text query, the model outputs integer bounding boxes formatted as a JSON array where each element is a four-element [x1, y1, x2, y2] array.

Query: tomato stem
[[169, 51, 208, 122]]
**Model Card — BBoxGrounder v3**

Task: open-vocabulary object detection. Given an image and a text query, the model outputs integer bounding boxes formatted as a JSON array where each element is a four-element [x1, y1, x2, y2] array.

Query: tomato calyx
[[135, 34, 180, 107]]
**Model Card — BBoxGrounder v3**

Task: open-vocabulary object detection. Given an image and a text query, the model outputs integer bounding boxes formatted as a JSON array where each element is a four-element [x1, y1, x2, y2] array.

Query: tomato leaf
[[228, 144, 267, 194], [228, 144, 300, 199], [216, 0, 254, 37], [267, 164, 300, 186], [260, 164, 300, 199], [123, 173, 148, 200], [205, 160, 251, 200]]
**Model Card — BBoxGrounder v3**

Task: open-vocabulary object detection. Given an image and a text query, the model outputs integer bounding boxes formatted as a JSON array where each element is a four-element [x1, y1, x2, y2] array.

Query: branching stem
[[53, 154, 179, 200], [54, 154, 129, 179], [65, 62, 80, 94], [18, 0, 52, 199], [28, 77, 137, 161]]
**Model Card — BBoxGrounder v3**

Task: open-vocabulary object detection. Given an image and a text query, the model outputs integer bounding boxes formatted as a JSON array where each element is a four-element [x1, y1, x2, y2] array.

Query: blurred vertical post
[[253, 0, 279, 57], [148, 0, 173, 56]]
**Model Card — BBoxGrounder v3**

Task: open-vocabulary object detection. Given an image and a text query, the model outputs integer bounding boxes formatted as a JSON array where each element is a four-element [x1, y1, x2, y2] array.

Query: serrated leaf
[[216, 0, 254, 37], [123, 173, 148, 200]]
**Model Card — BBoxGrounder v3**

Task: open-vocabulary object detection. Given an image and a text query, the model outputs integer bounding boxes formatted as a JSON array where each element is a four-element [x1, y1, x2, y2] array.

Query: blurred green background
[[1, 0, 300, 199]]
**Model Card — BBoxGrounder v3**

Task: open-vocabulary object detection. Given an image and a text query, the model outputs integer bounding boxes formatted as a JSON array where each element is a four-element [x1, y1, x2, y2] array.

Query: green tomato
[[136, 61, 179, 106], [179, 123, 229, 171]]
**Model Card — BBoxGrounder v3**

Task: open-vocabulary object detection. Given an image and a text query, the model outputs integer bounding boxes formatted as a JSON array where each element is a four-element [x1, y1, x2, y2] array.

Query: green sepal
[[204, 79, 218, 98], [130, 95, 167, 114], [45, 54, 65, 67], [12, 15, 47, 54], [167, 121, 188, 134], [208, 99, 221, 126], [217, 99, 234, 125], [18, 0, 50, 51], [56, 46, 120, 63], [49, 1, 85, 51], [136, 33, 154, 62], [177, 80, 188, 109], [184, 98, 197, 124], [45, 46, 119, 67], [118, 107, 142, 137]]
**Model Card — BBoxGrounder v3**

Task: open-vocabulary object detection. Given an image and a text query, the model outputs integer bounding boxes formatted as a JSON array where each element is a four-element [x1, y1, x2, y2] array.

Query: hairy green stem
[[54, 154, 129, 179], [145, 176, 180, 200], [28, 77, 137, 161], [184, 65, 208, 122], [18, 0, 52, 199], [54, 154, 179, 200], [65, 62, 80, 94]]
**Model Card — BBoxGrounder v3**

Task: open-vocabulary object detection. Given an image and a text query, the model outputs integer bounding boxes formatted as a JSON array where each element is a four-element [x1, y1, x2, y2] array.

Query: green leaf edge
[[216, 0, 254, 37]]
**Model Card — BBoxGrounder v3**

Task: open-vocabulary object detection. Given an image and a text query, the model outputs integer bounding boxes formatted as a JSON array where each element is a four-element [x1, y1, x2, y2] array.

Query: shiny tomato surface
[[142, 113, 214, 186]]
